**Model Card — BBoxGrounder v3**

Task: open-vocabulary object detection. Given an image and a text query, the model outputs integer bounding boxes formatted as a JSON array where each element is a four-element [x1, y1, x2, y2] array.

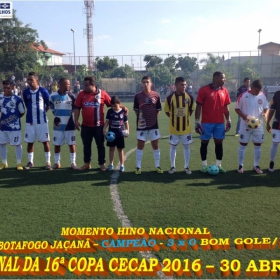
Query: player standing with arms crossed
[[23, 72, 52, 170], [49, 78, 78, 169], [0, 80, 25, 170], [195, 71, 231, 173], [133, 76, 162, 174], [164, 77, 194, 174], [266, 89, 280, 172], [235, 80, 268, 174]]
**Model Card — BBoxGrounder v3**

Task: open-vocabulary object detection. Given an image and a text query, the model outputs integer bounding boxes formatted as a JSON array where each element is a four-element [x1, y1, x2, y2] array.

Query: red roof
[[32, 45, 65, 56]]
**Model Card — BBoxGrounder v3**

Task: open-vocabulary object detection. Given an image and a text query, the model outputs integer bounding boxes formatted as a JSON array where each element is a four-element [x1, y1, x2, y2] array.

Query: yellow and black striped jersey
[[164, 92, 194, 135]]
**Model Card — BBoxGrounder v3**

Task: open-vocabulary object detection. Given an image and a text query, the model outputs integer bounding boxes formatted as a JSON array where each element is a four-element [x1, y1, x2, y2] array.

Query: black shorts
[[106, 136, 125, 149]]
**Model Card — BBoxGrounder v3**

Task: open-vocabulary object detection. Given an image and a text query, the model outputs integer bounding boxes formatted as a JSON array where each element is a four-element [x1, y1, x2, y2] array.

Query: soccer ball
[[122, 130, 129, 137], [247, 116, 261, 129], [207, 164, 219, 176], [105, 131, 116, 142]]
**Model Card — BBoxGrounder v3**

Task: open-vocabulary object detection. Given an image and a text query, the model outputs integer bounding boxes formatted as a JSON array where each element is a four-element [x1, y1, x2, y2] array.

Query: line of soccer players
[[0, 71, 279, 174]]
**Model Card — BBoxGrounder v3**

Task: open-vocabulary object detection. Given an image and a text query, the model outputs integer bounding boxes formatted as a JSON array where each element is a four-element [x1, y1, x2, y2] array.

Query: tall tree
[[95, 56, 119, 72], [175, 56, 198, 78], [144, 55, 163, 69], [0, 10, 46, 77], [238, 59, 260, 84], [164, 55, 177, 69]]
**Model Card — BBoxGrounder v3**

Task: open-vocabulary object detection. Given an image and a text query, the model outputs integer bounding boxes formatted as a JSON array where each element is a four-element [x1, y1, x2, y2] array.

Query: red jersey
[[133, 90, 161, 130], [75, 89, 111, 127], [196, 84, 231, 123]]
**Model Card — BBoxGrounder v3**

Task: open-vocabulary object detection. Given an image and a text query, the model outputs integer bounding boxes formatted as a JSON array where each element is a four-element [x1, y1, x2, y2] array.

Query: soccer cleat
[[184, 167, 192, 174], [237, 165, 243, 173], [24, 162, 34, 170], [200, 165, 207, 173], [71, 163, 78, 170], [168, 167, 176, 174], [119, 166, 125, 172], [106, 164, 114, 171], [52, 163, 61, 169], [46, 162, 52, 170], [268, 161, 274, 172], [0, 163, 8, 170], [156, 166, 163, 174], [218, 166, 226, 173], [135, 168, 141, 175], [235, 133, 240, 137], [253, 166, 263, 174], [79, 163, 91, 171], [16, 164, 23, 171], [100, 164, 106, 171]]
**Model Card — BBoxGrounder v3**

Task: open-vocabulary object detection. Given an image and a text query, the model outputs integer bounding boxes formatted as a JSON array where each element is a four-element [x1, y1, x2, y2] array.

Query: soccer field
[[0, 102, 280, 278]]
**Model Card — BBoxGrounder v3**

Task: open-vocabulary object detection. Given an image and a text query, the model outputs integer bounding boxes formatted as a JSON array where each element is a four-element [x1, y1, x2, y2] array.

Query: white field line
[[109, 138, 172, 279]]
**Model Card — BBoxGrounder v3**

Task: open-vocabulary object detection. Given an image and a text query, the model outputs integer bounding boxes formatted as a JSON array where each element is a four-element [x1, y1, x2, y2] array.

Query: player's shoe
[[46, 162, 52, 170], [106, 164, 114, 171], [200, 165, 207, 173], [0, 163, 8, 170], [235, 133, 240, 137], [268, 161, 274, 172], [184, 167, 192, 174], [79, 162, 91, 171], [253, 166, 263, 174], [16, 164, 23, 171], [168, 167, 176, 174], [218, 166, 226, 173], [71, 163, 78, 170], [52, 163, 61, 169], [24, 162, 34, 170], [135, 168, 141, 175], [100, 164, 106, 171], [156, 167, 163, 174], [119, 166, 125, 172], [237, 165, 243, 173]]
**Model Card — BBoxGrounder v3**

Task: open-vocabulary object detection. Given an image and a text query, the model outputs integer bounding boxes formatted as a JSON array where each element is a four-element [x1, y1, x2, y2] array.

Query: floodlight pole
[[71, 29, 76, 73], [258, 29, 262, 75]]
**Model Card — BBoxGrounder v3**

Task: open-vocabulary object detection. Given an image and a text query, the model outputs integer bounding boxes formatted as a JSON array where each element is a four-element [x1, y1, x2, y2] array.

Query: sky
[[11, 0, 280, 68]]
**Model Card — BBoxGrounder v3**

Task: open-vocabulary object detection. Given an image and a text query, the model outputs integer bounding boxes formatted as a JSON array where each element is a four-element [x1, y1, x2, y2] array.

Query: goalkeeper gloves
[[195, 121, 204, 135], [225, 120, 231, 132]]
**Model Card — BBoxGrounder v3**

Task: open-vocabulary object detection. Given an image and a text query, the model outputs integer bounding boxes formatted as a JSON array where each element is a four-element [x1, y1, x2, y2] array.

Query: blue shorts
[[200, 123, 225, 141]]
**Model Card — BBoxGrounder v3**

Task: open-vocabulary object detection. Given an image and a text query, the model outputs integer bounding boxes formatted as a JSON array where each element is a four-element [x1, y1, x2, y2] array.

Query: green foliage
[[175, 56, 198, 79], [199, 53, 235, 88], [144, 55, 163, 69], [95, 56, 119, 72], [147, 64, 177, 87], [0, 10, 43, 77], [163, 55, 177, 69], [238, 59, 260, 83], [110, 64, 134, 78]]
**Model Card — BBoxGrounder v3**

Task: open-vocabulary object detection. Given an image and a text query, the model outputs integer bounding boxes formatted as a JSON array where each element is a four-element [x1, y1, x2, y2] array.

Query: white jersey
[[235, 91, 268, 131]]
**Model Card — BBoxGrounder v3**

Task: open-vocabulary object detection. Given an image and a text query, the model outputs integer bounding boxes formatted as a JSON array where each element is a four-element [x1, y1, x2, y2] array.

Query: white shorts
[[53, 130, 76, 146], [239, 128, 264, 144], [24, 123, 50, 143], [0, 131, 22, 145], [137, 129, 161, 142], [169, 134, 193, 146], [271, 129, 280, 143]]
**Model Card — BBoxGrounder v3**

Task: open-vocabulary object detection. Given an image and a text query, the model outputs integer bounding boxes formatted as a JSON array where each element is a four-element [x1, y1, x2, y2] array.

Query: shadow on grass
[[117, 169, 280, 189], [0, 167, 112, 188]]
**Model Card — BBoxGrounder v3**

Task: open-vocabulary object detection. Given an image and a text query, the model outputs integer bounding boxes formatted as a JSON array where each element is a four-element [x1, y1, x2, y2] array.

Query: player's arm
[[266, 109, 275, 132], [224, 105, 231, 132], [235, 108, 248, 121], [18, 100, 25, 118], [164, 99, 170, 117], [74, 108, 81, 131], [194, 102, 204, 134], [103, 120, 109, 136], [124, 121, 129, 134], [195, 102, 202, 120], [156, 94, 162, 115]]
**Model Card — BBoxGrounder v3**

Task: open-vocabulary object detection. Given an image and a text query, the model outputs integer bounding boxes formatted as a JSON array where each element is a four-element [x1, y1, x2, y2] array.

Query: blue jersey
[[106, 108, 128, 137], [23, 87, 50, 124], [50, 91, 76, 131], [0, 94, 25, 131]]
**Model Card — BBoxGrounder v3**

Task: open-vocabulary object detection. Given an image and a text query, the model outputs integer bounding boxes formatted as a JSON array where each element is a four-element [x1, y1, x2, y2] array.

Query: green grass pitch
[[0, 102, 280, 278]]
